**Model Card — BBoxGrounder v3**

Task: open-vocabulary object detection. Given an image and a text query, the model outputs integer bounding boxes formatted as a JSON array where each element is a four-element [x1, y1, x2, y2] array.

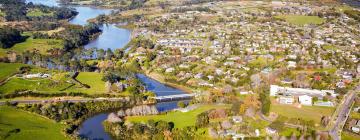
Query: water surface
[[78, 113, 112, 140]]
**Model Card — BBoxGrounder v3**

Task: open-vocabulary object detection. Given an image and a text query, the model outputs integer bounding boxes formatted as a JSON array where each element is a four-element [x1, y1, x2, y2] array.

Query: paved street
[[0, 98, 128, 105], [329, 85, 359, 140]]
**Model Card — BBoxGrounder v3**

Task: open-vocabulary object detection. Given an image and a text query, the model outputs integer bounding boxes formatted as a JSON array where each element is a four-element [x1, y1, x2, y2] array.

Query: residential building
[[299, 95, 312, 106]]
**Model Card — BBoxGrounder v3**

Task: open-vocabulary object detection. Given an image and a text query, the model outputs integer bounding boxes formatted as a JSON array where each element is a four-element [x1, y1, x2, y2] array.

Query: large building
[[270, 85, 336, 97]]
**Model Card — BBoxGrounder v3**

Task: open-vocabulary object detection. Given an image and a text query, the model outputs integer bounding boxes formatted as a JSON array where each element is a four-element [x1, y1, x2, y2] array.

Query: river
[[27, 0, 131, 50], [26, 1, 189, 139]]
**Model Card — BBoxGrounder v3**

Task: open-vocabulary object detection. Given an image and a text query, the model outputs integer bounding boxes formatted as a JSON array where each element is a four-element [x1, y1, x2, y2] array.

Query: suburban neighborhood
[[0, 0, 359, 140]]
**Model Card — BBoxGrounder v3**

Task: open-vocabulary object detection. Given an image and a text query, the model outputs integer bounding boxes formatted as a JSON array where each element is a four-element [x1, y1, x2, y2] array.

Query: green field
[[0, 38, 63, 56], [26, 9, 54, 17], [342, 131, 360, 140], [0, 106, 68, 140], [0, 78, 68, 94], [63, 72, 107, 94], [126, 104, 230, 128], [270, 104, 335, 125], [0, 72, 107, 94], [0, 63, 28, 82], [275, 15, 325, 26]]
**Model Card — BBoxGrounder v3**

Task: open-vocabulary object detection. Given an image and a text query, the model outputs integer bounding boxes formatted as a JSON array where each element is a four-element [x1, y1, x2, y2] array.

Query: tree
[[259, 88, 271, 115], [102, 72, 121, 83], [106, 48, 114, 60], [195, 112, 209, 127], [177, 101, 186, 108], [96, 49, 105, 60], [231, 101, 241, 114], [243, 95, 260, 109]]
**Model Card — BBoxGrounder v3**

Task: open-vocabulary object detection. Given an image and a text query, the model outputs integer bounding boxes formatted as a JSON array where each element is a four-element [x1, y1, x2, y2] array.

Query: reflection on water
[[85, 24, 132, 50], [78, 113, 111, 140], [137, 74, 187, 96], [69, 6, 112, 26]]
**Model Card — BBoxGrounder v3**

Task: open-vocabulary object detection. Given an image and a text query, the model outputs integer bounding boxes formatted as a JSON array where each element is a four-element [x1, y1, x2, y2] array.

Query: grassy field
[[275, 15, 325, 26], [342, 131, 360, 140], [0, 72, 107, 94], [63, 72, 106, 94], [126, 104, 230, 128], [270, 104, 335, 125], [0, 106, 68, 140], [0, 78, 68, 94], [0, 38, 63, 56], [26, 9, 54, 17], [0, 63, 28, 82]]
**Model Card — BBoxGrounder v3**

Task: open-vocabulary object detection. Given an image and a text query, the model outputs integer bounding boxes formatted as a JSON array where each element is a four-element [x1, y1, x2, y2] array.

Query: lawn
[[126, 104, 230, 128], [342, 131, 360, 140], [275, 15, 325, 26], [0, 106, 68, 140], [270, 104, 335, 125], [63, 72, 107, 94], [0, 38, 63, 56], [0, 72, 107, 95], [0, 63, 28, 82], [0, 78, 69, 94]]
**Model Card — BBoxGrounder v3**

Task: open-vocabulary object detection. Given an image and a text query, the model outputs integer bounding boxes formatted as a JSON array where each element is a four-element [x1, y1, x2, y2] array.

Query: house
[[165, 67, 175, 73], [23, 73, 51, 79], [278, 96, 294, 104], [353, 107, 360, 112], [299, 95, 312, 106], [265, 127, 277, 135], [351, 127, 360, 133], [287, 61, 297, 68], [232, 116, 243, 123]]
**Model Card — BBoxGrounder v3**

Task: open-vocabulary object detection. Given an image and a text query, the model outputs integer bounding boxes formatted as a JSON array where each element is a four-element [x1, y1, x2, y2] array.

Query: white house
[[287, 61, 297, 68], [299, 95, 312, 106], [351, 127, 360, 133], [278, 96, 294, 104], [265, 127, 277, 135]]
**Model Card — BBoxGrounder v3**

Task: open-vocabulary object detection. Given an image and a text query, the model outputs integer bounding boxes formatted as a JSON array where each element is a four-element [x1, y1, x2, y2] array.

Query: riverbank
[[145, 71, 193, 94]]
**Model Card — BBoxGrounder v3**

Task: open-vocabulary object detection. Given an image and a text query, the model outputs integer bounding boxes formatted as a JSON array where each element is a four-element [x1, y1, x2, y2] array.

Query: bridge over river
[[151, 93, 196, 102]]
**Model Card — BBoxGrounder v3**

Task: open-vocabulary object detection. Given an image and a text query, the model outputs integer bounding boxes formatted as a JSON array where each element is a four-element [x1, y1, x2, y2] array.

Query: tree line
[[0, 0, 78, 21], [12, 98, 143, 138]]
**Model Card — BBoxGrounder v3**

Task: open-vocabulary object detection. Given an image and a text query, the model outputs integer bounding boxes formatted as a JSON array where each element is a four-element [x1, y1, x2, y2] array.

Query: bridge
[[151, 94, 196, 102]]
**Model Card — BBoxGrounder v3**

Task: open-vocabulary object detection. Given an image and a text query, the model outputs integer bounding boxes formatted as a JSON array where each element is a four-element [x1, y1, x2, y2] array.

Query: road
[[328, 85, 359, 140], [0, 98, 128, 105]]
